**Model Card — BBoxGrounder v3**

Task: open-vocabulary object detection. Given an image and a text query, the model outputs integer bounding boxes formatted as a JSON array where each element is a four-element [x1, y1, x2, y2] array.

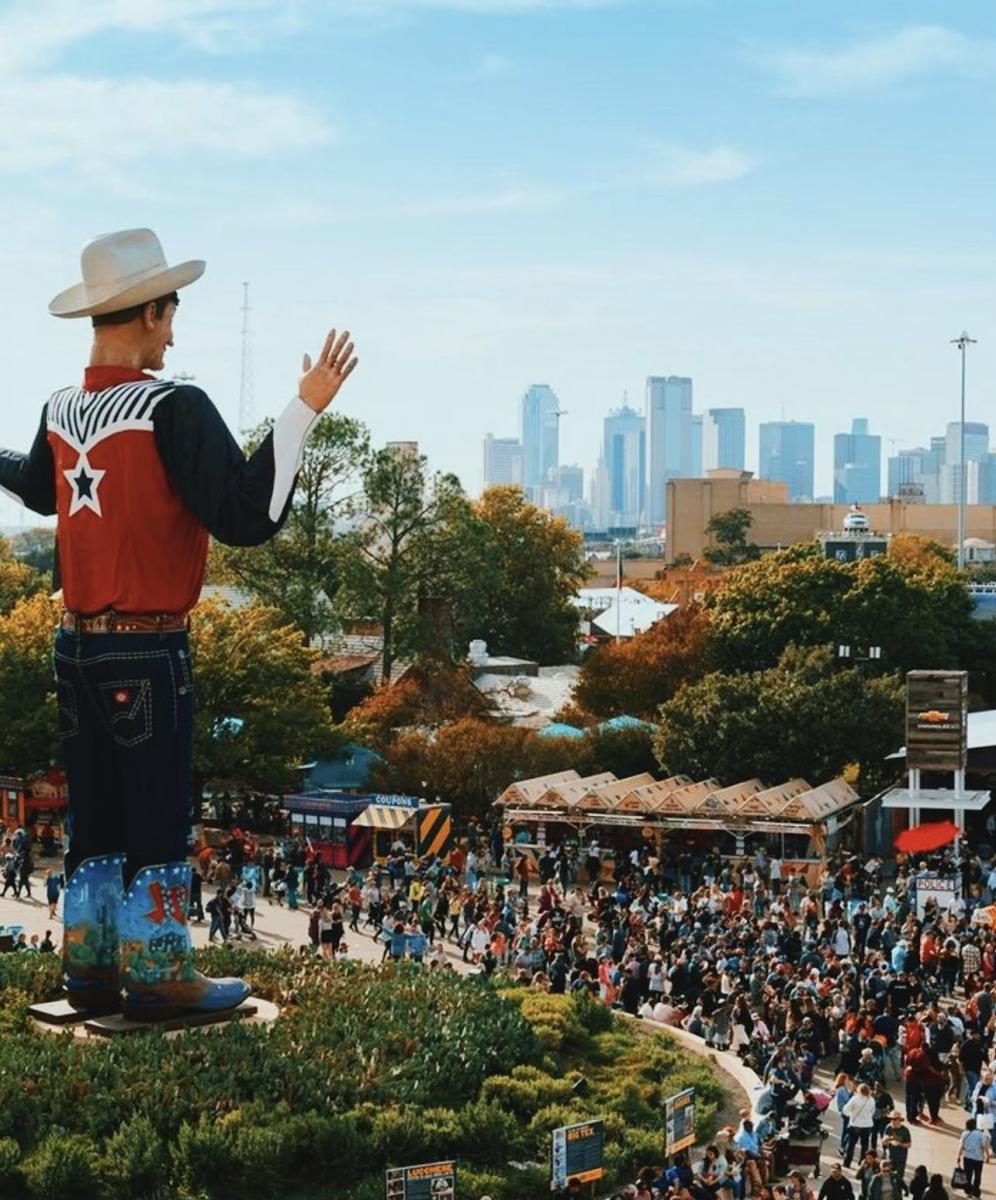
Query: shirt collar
[[83, 366, 155, 392]]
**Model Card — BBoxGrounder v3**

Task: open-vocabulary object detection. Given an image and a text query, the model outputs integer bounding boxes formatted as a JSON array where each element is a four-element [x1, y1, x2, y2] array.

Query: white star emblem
[[63, 452, 106, 517]]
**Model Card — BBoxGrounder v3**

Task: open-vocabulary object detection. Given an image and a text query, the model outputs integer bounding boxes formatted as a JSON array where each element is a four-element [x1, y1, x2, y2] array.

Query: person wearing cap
[[0, 229, 357, 1021], [818, 1164, 856, 1200]]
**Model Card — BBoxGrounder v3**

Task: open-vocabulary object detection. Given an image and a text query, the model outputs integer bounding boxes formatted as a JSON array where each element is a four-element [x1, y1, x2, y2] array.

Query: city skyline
[[2, 3, 996, 529]]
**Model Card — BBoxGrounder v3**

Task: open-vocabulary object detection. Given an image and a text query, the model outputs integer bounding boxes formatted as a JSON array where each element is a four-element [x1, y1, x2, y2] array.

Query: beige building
[[666, 468, 996, 564]]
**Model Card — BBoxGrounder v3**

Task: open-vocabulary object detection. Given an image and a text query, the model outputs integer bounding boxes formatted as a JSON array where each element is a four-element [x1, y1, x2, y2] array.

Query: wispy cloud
[[643, 143, 756, 187], [0, 1, 330, 175], [0, 76, 329, 173], [754, 25, 996, 99]]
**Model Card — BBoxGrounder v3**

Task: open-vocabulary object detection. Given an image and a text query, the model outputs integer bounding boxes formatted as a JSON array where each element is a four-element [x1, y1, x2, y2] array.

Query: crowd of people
[[8, 812, 996, 1199]]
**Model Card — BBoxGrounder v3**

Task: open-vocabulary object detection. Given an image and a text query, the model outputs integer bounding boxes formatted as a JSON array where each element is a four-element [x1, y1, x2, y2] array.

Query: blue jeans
[[54, 628, 194, 885]]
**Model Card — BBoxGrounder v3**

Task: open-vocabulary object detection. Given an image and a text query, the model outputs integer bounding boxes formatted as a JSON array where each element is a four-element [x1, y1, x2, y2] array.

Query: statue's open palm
[[299, 329, 357, 413]]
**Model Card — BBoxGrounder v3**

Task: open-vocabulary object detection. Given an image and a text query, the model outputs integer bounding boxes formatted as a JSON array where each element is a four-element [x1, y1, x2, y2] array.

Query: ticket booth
[[282, 792, 374, 869], [0, 770, 68, 850]]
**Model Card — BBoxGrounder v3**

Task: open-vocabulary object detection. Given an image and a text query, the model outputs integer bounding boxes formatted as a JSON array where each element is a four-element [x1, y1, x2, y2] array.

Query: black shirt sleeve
[[0, 406, 57, 516], [153, 385, 310, 547]]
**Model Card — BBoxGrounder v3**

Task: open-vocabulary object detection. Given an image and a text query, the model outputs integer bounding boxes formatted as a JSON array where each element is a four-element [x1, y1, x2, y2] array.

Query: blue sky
[[2, 0, 996, 524]]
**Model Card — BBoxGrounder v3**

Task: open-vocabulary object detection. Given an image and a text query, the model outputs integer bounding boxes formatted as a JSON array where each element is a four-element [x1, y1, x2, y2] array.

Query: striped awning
[[352, 805, 417, 831]]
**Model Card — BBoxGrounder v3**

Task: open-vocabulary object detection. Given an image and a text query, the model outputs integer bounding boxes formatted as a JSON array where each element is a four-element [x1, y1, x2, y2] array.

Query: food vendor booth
[[282, 791, 454, 868], [496, 769, 860, 881], [0, 769, 68, 851]]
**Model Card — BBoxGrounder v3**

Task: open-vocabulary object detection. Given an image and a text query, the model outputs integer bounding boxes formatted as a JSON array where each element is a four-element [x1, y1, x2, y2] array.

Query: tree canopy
[[212, 413, 368, 643], [571, 604, 710, 719], [188, 598, 338, 803], [0, 593, 60, 777], [653, 644, 904, 790], [704, 543, 987, 680]]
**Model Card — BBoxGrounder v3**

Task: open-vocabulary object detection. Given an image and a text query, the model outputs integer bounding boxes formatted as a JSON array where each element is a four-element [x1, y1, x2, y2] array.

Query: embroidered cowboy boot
[[120, 861, 250, 1022], [63, 853, 126, 1012]]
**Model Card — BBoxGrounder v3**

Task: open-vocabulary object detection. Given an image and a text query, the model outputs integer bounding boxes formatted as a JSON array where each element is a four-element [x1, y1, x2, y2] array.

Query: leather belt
[[61, 610, 189, 635]]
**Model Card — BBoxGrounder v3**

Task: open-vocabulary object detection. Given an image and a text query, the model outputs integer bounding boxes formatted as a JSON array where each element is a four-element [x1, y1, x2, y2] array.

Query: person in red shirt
[[0, 229, 357, 1021]]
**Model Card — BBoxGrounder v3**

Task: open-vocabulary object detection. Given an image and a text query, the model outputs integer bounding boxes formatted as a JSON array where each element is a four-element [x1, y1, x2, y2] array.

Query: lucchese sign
[[906, 670, 968, 773]]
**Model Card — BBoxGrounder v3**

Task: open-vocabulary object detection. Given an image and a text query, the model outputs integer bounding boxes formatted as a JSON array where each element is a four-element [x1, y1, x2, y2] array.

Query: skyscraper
[[704, 408, 746, 471], [602, 403, 645, 526], [520, 384, 560, 495], [482, 434, 523, 488], [833, 418, 881, 503], [759, 421, 815, 501], [690, 415, 703, 477], [645, 375, 693, 525], [940, 423, 989, 504]]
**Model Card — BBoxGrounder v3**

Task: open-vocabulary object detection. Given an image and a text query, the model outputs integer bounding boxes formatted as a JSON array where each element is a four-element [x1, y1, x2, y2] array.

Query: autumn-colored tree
[[571, 604, 711, 719], [189, 597, 339, 806], [369, 718, 568, 819], [367, 715, 659, 821], [342, 664, 491, 751], [0, 592, 61, 776], [0, 534, 45, 614]]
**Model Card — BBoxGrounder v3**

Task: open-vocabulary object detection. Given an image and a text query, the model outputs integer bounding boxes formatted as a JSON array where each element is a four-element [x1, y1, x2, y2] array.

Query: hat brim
[[48, 259, 205, 319]]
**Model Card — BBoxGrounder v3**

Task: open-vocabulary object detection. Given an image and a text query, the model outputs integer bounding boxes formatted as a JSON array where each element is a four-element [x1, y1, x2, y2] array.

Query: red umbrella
[[894, 819, 962, 854]]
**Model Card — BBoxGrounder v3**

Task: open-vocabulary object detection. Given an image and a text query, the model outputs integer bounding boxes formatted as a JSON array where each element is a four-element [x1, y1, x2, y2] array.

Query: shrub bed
[[0, 951, 722, 1199]]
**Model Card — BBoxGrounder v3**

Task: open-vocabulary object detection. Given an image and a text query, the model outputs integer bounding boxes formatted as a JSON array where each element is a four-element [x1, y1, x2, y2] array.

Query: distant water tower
[[818, 505, 890, 562]]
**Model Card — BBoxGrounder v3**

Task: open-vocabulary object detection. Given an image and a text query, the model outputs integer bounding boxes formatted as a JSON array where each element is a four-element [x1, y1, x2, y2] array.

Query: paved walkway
[[0, 866, 981, 1195]]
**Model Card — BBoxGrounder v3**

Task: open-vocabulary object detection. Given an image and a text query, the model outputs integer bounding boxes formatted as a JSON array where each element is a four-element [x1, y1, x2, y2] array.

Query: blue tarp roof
[[302, 743, 383, 792], [597, 715, 657, 733], [538, 723, 586, 739]]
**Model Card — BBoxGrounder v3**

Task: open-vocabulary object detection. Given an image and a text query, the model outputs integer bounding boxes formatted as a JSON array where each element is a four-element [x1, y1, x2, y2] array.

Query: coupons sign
[[551, 1119, 605, 1191], [386, 1161, 455, 1200], [664, 1087, 697, 1155]]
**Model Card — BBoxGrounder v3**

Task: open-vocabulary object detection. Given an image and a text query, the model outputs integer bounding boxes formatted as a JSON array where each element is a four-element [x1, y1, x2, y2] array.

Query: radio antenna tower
[[238, 282, 254, 435]]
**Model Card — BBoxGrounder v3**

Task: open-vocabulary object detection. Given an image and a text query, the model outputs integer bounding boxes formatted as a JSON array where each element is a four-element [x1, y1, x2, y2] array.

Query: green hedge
[[0, 954, 723, 1198]]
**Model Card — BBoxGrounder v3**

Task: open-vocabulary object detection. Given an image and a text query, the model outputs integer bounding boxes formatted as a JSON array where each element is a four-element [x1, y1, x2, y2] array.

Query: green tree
[[0, 592, 60, 776], [465, 486, 590, 665], [703, 508, 760, 566], [705, 543, 987, 680], [10, 527, 55, 582], [213, 413, 369, 643], [189, 597, 338, 806], [335, 446, 463, 682], [654, 644, 904, 791]]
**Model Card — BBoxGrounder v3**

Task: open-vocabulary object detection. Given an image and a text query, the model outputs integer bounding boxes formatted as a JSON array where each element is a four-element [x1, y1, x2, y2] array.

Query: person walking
[[45, 868, 63, 919], [956, 1117, 989, 1200], [843, 1084, 878, 1168], [881, 1112, 911, 1181]]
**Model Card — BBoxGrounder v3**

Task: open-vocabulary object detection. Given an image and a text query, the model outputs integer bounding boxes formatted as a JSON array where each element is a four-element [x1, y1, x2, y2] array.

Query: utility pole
[[950, 332, 977, 570], [239, 282, 254, 436]]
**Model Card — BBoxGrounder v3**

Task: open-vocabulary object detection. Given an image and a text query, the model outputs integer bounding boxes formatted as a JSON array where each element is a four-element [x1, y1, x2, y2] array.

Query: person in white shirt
[[842, 1083, 877, 1167]]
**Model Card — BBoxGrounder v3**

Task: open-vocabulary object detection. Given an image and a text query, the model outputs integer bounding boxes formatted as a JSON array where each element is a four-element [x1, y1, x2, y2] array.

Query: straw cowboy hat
[[49, 228, 205, 318]]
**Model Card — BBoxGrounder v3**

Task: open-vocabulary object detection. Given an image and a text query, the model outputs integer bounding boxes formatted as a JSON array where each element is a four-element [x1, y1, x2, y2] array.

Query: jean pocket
[[98, 679, 152, 747], [57, 679, 79, 740]]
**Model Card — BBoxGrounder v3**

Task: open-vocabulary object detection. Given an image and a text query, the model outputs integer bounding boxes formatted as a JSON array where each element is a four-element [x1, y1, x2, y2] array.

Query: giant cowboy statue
[[0, 229, 357, 1020]]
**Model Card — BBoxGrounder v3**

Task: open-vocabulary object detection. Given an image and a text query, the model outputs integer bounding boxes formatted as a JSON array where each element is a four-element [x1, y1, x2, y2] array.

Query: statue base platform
[[84, 999, 260, 1037], [29, 998, 119, 1025]]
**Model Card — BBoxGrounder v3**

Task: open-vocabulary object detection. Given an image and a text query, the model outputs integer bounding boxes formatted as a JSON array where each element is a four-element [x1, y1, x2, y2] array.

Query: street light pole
[[950, 332, 977, 570]]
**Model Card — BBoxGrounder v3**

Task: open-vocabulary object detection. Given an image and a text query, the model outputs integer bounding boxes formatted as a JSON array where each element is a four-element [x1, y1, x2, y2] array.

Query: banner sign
[[551, 1119, 605, 1191], [664, 1087, 697, 1155], [906, 671, 968, 772], [386, 1161, 455, 1200], [914, 874, 960, 920]]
